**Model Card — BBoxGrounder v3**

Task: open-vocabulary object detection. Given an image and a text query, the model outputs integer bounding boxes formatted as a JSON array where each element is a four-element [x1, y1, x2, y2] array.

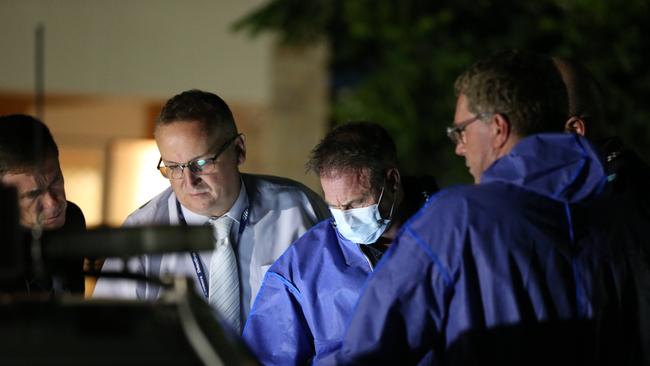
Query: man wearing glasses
[[93, 90, 329, 333], [324, 51, 639, 364]]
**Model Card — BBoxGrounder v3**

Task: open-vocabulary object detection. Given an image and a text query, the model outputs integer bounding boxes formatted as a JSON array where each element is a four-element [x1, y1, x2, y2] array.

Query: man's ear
[[235, 134, 246, 165], [565, 116, 586, 136], [386, 167, 401, 192], [491, 113, 511, 149]]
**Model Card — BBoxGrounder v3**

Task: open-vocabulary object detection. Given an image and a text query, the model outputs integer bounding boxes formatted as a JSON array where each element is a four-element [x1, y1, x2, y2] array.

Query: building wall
[[0, 0, 329, 226], [0, 0, 272, 102]]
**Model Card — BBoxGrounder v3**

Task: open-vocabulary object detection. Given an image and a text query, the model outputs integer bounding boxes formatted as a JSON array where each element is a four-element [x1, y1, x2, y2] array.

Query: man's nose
[[182, 168, 202, 186], [454, 141, 466, 156], [41, 190, 62, 210]]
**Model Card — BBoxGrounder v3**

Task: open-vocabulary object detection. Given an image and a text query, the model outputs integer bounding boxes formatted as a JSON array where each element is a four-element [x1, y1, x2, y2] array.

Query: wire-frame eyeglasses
[[156, 133, 242, 179], [446, 113, 491, 145]]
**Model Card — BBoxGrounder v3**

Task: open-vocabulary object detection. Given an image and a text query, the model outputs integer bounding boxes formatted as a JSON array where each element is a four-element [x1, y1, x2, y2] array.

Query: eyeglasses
[[157, 133, 241, 179], [446, 113, 491, 145]]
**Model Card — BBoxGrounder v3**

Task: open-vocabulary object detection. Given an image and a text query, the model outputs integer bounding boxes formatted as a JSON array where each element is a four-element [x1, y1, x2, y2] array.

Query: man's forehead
[[155, 120, 230, 140], [1, 162, 61, 189], [454, 94, 472, 120], [320, 168, 371, 186], [155, 122, 213, 161], [1, 170, 43, 191], [320, 168, 374, 205]]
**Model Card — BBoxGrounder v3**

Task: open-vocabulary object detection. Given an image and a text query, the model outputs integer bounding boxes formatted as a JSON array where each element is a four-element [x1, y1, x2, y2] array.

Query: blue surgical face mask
[[330, 187, 395, 245]]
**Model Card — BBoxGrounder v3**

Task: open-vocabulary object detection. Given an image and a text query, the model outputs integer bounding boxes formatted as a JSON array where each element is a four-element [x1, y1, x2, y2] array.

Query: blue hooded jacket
[[325, 133, 635, 365], [243, 219, 373, 365]]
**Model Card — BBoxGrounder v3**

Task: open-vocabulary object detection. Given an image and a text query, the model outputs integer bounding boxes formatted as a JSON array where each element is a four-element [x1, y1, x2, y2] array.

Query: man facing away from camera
[[553, 56, 650, 365]]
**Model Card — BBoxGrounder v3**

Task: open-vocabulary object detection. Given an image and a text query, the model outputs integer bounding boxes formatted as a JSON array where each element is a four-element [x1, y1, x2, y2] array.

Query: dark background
[[233, 0, 650, 186]]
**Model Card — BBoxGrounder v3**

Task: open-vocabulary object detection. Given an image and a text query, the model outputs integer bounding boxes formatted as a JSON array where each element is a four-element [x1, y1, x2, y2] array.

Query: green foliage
[[233, 0, 650, 186], [231, 0, 331, 44]]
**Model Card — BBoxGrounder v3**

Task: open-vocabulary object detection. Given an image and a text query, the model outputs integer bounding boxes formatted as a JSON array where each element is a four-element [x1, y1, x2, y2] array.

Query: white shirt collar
[[224, 179, 248, 225]]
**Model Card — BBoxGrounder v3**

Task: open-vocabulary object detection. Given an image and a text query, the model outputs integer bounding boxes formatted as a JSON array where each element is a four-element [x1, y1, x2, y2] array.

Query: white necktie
[[208, 215, 241, 333]]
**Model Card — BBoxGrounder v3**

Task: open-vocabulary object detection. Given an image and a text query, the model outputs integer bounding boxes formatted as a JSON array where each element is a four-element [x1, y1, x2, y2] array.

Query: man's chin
[[188, 191, 210, 198], [39, 208, 67, 230], [41, 215, 66, 230], [179, 196, 216, 216]]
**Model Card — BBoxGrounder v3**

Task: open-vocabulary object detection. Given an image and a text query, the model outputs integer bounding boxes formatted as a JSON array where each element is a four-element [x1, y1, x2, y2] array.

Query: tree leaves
[[234, 0, 650, 185]]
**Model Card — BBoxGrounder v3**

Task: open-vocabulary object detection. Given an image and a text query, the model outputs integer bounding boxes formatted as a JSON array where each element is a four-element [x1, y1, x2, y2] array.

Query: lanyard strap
[[176, 199, 250, 299], [190, 251, 209, 298]]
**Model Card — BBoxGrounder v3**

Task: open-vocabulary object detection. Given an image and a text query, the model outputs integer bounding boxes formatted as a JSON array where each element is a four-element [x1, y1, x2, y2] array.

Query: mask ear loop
[[376, 185, 396, 222], [383, 167, 401, 222], [385, 189, 396, 221]]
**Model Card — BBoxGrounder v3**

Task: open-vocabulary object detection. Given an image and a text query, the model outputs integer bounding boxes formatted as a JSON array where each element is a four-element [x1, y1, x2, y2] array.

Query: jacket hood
[[481, 133, 606, 203]]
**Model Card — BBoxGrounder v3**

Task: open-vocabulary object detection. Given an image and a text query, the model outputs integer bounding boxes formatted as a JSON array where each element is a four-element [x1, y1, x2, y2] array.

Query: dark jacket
[[598, 136, 650, 365], [8, 201, 86, 294]]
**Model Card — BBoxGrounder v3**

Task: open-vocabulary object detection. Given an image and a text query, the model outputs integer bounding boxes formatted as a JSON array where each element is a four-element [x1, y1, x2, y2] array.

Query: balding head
[[552, 57, 607, 140]]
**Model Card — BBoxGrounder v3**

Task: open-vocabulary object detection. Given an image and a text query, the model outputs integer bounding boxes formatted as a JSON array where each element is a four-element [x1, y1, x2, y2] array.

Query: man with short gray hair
[[327, 51, 638, 364], [94, 90, 329, 333]]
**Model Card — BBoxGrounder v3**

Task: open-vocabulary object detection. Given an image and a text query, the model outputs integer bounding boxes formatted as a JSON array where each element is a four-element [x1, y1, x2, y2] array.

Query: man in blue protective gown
[[242, 122, 438, 365], [325, 51, 641, 365]]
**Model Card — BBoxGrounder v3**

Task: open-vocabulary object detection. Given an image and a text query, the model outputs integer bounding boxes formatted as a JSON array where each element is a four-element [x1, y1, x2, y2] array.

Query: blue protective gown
[[243, 219, 373, 365], [325, 133, 638, 365]]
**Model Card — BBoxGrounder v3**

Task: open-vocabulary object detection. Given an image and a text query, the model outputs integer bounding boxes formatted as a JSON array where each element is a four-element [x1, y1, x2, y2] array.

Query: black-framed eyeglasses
[[446, 113, 491, 145], [157, 133, 242, 179]]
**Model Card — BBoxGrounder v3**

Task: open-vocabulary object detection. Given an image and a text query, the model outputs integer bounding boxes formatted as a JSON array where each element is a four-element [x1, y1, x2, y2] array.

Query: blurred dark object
[[0, 185, 22, 282], [0, 194, 86, 295], [41, 201, 86, 294], [598, 136, 650, 365], [1, 184, 258, 365], [1, 184, 213, 294], [49, 224, 215, 290], [444, 318, 640, 366], [45, 225, 214, 260], [599, 136, 650, 206], [0, 278, 259, 366]]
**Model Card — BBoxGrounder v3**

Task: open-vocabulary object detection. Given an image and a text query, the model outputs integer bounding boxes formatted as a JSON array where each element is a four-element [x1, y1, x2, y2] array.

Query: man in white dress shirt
[[93, 90, 329, 331]]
